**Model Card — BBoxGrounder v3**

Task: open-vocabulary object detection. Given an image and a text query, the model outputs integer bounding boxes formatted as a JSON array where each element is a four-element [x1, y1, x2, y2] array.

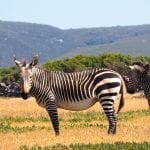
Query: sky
[[0, 0, 150, 29]]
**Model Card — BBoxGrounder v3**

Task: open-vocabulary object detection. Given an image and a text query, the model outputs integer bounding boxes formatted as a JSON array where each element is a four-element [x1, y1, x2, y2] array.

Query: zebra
[[126, 62, 150, 108], [14, 55, 125, 136], [106, 63, 142, 94], [122, 71, 143, 94]]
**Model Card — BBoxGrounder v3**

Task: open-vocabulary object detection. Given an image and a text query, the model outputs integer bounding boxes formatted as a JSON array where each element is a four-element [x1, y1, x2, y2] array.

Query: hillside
[[0, 21, 150, 66], [61, 34, 150, 58], [0, 21, 77, 66]]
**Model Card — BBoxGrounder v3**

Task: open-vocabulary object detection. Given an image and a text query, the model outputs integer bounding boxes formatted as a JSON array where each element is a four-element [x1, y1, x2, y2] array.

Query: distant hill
[[0, 20, 150, 66], [61, 34, 150, 58]]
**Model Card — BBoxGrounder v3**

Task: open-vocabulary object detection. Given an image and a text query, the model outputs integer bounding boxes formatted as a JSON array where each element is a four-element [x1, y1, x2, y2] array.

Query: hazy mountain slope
[[65, 25, 150, 46], [1, 21, 150, 66], [60, 34, 150, 58], [0, 21, 79, 66]]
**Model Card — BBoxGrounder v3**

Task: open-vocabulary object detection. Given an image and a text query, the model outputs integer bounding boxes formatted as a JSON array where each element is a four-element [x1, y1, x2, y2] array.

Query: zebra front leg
[[145, 94, 150, 109], [148, 100, 150, 109], [46, 100, 60, 136], [100, 99, 117, 134]]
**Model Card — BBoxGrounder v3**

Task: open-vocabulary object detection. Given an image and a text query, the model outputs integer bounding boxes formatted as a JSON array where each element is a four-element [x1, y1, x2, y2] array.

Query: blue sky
[[0, 0, 150, 29]]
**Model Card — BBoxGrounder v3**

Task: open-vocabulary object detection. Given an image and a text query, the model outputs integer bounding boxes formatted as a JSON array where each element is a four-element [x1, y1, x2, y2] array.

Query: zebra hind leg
[[100, 99, 118, 134], [46, 100, 60, 136], [107, 111, 118, 134]]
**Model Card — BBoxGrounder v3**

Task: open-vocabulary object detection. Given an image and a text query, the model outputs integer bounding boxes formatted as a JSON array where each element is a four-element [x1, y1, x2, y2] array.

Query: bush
[[43, 53, 150, 72], [0, 66, 19, 84], [1, 52, 150, 82]]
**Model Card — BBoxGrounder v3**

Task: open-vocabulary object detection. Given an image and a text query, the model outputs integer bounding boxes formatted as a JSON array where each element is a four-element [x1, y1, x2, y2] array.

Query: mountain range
[[0, 20, 150, 66]]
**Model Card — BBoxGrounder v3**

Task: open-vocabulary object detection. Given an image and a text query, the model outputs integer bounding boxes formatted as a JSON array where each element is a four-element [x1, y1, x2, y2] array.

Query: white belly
[[57, 98, 98, 111]]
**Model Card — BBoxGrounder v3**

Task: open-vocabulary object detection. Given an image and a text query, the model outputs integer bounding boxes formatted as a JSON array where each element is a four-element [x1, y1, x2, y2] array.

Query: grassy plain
[[0, 93, 150, 150]]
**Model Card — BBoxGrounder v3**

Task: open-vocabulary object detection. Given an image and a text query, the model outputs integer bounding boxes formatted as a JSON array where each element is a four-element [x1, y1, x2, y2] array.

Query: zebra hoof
[[55, 132, 60, 136], [108, 128, 116, 134]]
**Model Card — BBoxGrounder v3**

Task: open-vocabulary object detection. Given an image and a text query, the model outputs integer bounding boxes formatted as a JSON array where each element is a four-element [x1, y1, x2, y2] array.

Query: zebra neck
[[30, 69, 52, 96]]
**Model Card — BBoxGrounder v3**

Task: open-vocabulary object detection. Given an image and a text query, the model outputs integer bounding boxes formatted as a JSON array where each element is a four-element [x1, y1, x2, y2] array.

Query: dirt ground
[[0, 93, 150, 150]]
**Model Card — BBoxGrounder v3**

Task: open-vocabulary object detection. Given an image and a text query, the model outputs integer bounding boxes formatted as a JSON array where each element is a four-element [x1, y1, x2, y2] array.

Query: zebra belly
[[57, 98, 98, 111]]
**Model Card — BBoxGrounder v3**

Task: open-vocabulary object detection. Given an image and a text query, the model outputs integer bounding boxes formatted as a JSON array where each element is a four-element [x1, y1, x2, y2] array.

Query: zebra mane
[[131, 62, 150, 73], [33, 66, 111, 74], [34, 65, 63, 74], [132, 62, 144, 67]]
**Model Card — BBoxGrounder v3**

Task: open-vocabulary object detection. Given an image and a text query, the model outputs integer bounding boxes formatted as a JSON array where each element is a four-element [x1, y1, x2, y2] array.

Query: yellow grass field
[[0, 93, 150, 150]]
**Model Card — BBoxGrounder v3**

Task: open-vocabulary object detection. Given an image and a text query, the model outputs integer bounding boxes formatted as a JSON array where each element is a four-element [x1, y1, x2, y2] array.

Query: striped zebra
[[122, 72, 143, 94], [14, 56, 125, 136], [127, 62, 150, 108], [108, 64, 142, 94]]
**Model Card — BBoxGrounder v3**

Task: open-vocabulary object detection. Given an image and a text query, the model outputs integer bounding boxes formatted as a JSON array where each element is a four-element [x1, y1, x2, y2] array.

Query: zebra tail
[[117, 82, 125, 114]]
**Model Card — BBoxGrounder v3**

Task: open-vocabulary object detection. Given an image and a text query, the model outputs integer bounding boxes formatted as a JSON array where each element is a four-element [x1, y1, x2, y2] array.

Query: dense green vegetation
[[1, 53, 150, 83], [0, 66, 19, 84], [44, 53, 150, 72]]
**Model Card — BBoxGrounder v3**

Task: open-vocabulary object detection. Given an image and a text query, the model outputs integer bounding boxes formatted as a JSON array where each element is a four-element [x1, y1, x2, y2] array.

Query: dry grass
[[0, 93, 150, 150], [0, 97, 47, 117], [0, 93, 148, 116]]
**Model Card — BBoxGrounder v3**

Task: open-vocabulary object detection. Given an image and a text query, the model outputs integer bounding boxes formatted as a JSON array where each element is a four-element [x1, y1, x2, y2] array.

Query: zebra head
[[14, 55, 39, 95], [129, 62, 150, 76], [128, 62, 146, 86], [122, 75, 141, 94], [129, 62, 150, 108]]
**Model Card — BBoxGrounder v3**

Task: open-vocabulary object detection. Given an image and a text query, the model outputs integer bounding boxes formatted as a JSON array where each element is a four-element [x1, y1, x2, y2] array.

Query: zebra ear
[[123, 75, 130, 81], [14, 60, 21, 67], [129, 65, 144, 72], [30, 55, 39, 67], [13, 55, 21, 67], [129, 66, 135, 70]]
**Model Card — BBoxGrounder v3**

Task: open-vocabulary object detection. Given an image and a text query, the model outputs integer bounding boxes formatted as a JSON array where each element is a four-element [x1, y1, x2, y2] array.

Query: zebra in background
[[107, 62, 150, 108], [106, 63, 143, 94], [14, 55, 125, 136], [122, 69, 143, 94], [126, 62, 150, 108]]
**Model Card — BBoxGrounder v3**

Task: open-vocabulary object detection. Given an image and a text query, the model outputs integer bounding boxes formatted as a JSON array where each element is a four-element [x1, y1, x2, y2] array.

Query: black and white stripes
[[14, 56, 125, 136]]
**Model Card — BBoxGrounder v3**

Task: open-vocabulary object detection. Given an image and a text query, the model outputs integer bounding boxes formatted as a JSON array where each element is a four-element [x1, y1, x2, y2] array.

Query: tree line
[[1, 53, 150, 84]]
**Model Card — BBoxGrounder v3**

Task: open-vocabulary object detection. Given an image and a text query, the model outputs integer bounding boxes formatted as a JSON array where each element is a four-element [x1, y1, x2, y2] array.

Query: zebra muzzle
[[23, 82, 31, 93]]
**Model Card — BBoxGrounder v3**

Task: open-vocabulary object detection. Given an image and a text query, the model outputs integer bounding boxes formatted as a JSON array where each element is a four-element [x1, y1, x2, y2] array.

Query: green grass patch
[[0, 122, 51, 133], [0, 109, 149, 133], [0, 116, 49, 123], [19, 142, 150, 150], [118, 109, 150, 120], [65, 111, 106, 122], [61, 122, 106, 129], [0, 109, 149, 124], [62, 109, 150, 123]]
